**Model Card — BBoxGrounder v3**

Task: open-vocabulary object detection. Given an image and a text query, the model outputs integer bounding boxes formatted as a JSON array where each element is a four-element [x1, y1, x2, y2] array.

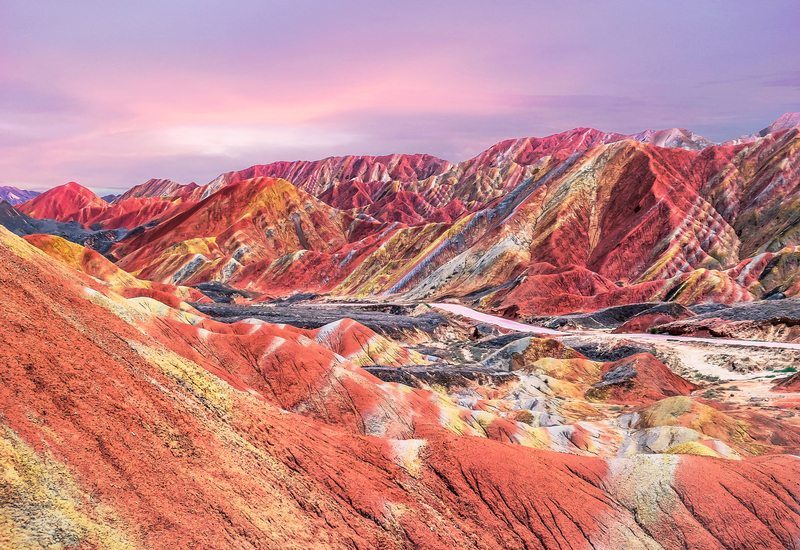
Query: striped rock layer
[[14, 115, 800, 316], [3, 225, 800, 549]]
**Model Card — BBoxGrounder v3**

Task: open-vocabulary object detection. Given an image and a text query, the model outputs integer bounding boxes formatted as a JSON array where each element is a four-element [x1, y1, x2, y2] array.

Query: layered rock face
[[3, 225, 800, 549], [24, 117, 800, 317], [5, 115, 800, 548]]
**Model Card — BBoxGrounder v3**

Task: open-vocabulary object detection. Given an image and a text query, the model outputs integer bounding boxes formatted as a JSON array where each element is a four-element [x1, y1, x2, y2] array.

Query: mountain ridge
[[4, 114, 800, 548], [10, 113, 800, 316], [0, 185, 40, 205]]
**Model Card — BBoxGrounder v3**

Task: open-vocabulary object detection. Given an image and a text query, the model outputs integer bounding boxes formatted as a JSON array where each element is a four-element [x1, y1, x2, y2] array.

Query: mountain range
[[4, 115, 800, 549], [0, 185, 39, 205], [13, 114, 800, 316]]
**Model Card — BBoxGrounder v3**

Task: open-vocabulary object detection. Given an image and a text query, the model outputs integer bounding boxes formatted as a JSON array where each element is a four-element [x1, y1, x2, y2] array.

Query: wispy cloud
[[2, 0, 799, 191]]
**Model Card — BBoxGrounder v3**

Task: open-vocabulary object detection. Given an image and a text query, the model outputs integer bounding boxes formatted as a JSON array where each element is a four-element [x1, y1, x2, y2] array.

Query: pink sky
[[2, 1, 799, 194]]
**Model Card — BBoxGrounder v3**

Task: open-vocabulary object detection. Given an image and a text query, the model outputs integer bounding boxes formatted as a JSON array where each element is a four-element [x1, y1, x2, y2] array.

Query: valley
[[3, 116, 800, 548]]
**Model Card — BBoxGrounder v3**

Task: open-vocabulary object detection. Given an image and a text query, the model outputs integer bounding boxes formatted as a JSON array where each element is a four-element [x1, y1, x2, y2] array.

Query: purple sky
[[2, 1, 799, 194]]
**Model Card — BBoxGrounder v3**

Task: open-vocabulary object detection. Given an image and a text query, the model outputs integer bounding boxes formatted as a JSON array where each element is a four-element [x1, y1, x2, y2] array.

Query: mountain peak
[[723, 112, 800, 145], [628, 127, 716, 150], [62, 181, 100, 197], [15, 181, 105, 223], [758, 112, 800, 137], [0, 185, 40, 205]]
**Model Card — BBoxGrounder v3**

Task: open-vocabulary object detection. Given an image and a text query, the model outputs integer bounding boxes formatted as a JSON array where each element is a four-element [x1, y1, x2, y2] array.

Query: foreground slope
[[2, 226, 800, 548]]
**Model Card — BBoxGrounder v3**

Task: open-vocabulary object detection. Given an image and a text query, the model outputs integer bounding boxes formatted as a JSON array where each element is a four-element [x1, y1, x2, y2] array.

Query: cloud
[[157, 125, 360, 158], [2, 1, 799, 190], [767, 71, 800, 89]]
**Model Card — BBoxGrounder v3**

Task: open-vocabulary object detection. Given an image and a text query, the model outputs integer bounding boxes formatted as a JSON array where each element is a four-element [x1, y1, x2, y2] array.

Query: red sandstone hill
[[3, 224, 800, 549], [586, 353, 701, 404], [109, 176, 370, 286], [16, 181, 195, 230], [12, 114, 800, 316], [16, 181, 107, 221], [775, 371, 800, 392]]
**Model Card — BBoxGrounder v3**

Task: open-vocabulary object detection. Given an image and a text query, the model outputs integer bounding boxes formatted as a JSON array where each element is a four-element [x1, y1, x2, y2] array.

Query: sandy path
[[433, 303, 800, 381], [432, 303, 800, 350], [430, 303, 569, 335], [585, 333, 769, 381], [620, 332, 800, 350]]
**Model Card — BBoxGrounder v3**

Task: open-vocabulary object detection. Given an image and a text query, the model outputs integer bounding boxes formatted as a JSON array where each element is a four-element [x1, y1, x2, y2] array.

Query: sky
[[2, 1, 799, 195]]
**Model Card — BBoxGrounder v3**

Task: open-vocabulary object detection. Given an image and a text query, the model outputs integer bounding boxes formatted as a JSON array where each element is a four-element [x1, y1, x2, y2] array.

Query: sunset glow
[[2, 0, 799, 193]]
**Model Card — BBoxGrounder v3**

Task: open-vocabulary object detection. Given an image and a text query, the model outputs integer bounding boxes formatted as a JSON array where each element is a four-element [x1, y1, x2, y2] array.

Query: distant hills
[[4, 114, 800, 549], [9, 113, 800, 315], [0, 185, 39, 205]]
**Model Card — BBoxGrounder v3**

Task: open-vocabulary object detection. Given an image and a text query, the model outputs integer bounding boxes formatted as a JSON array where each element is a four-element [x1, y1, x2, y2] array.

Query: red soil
[[2, 226, 800, 548], [775, 372, 800, 392], [588, 353, 700, 404], [16, 181, 194, 229]]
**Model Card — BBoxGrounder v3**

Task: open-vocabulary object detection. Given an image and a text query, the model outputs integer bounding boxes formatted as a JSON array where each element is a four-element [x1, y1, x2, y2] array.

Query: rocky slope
[[0, 185, 39, 205], [108, 176, 361, 285], [3, 224, 800, 549], [16, 182, 196, 231], [10, 114, 800, 319]]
